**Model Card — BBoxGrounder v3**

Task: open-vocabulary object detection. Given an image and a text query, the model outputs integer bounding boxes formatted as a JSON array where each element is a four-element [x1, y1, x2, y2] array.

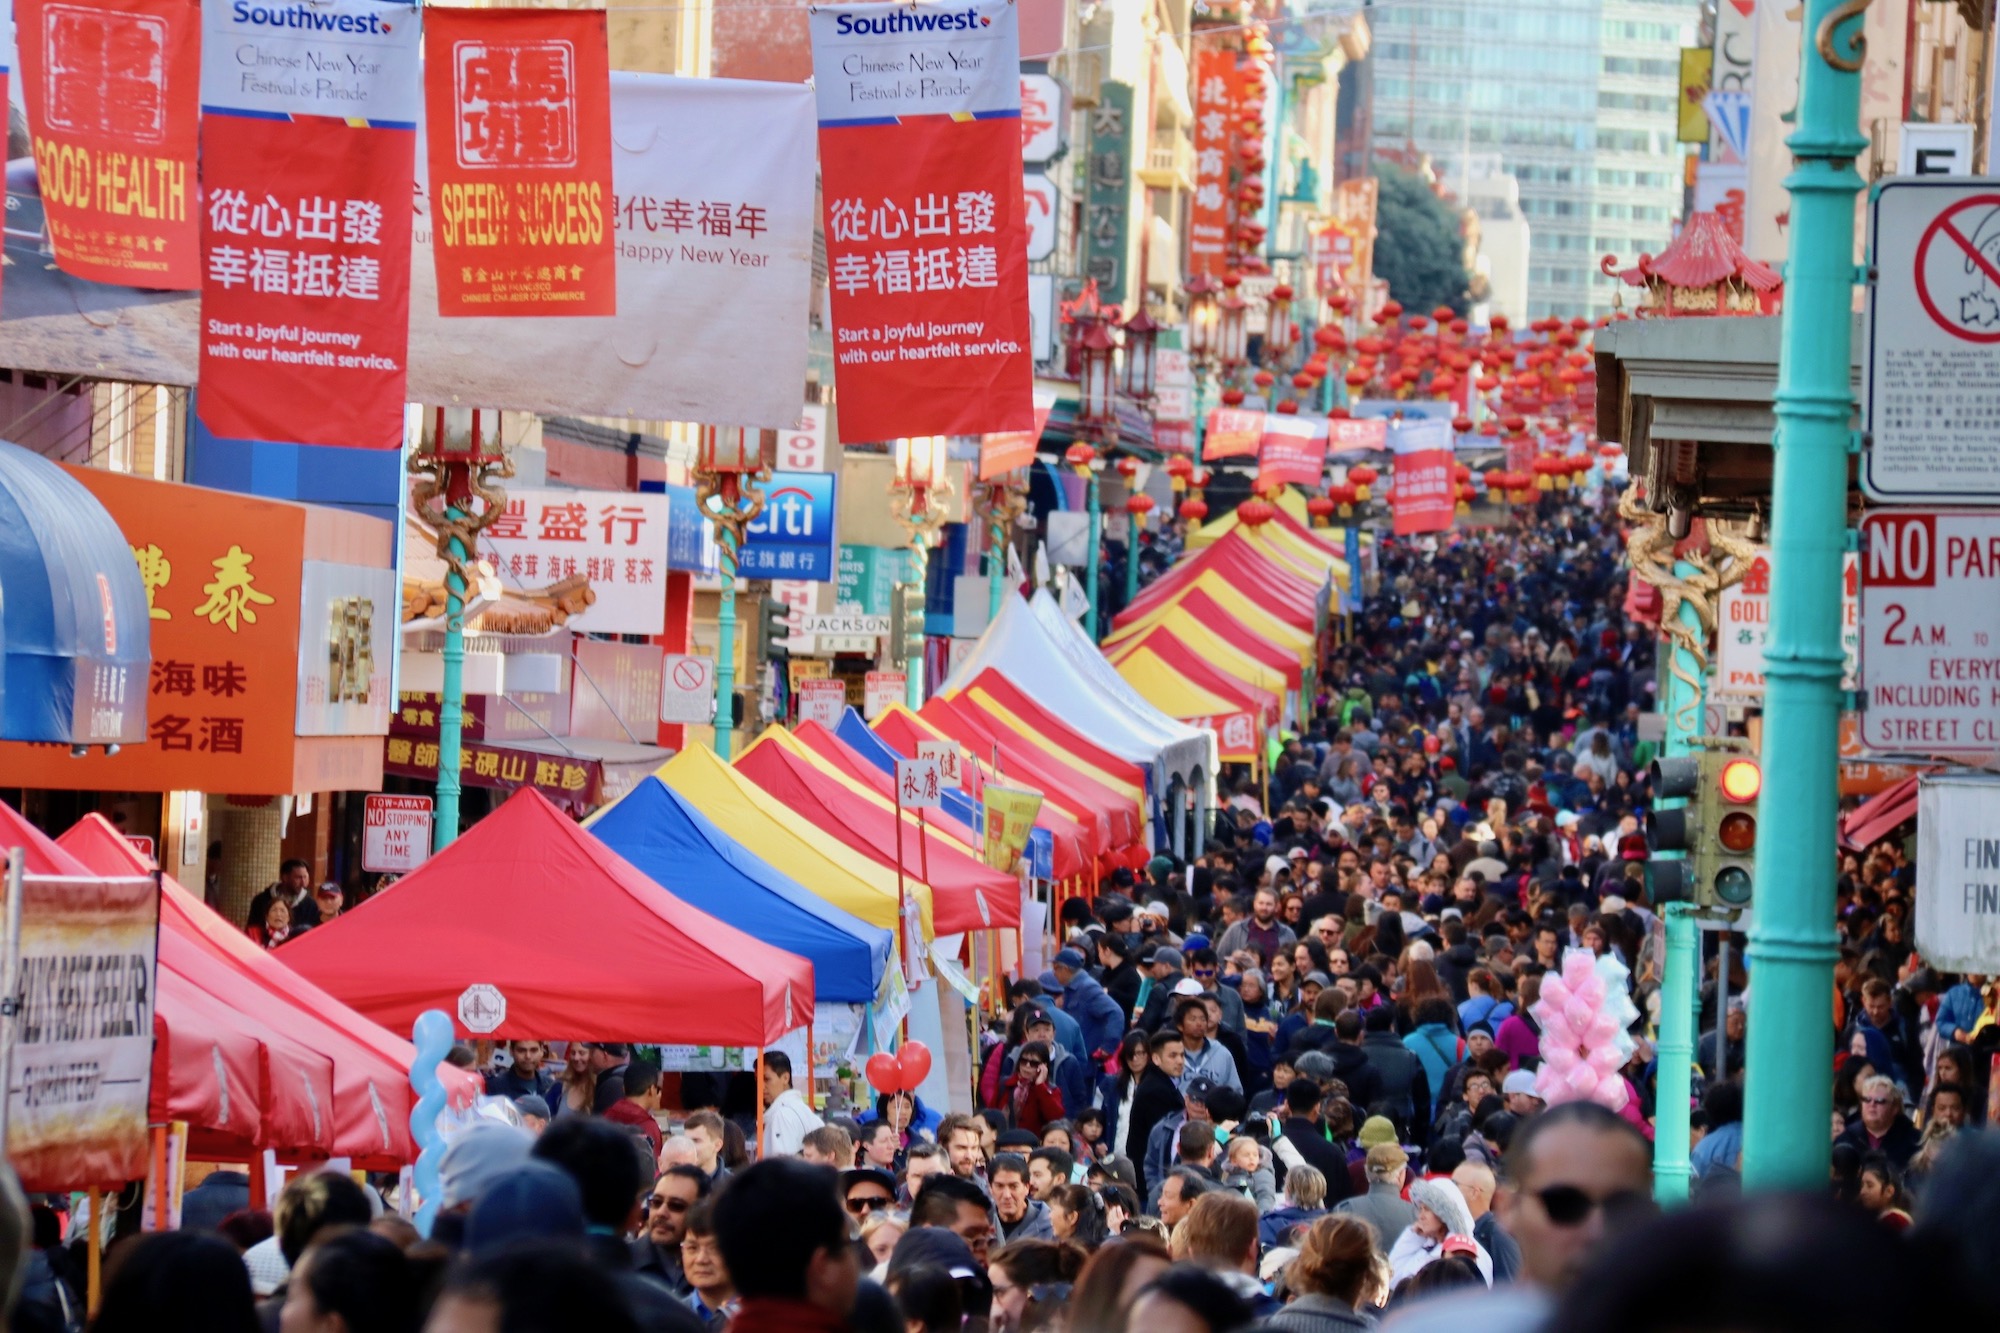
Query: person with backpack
[[1401, 998, 1465, 1122]]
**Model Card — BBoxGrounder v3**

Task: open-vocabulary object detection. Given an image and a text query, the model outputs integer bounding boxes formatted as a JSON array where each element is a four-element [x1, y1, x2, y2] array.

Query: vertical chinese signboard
[[422, 7, 615, 316], [810, 0, 1034, 443], [477, 487, 670, 634], [1389, 416, 1454, 535], [16, 0, 201, 289], [1189, 50, 1237, 278], [1084, 81, 1133, 303], [196, 0, 420, 450]]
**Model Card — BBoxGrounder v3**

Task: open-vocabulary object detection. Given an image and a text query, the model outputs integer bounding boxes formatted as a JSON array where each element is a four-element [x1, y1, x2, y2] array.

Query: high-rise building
[[1365, 0, 1696, 318]]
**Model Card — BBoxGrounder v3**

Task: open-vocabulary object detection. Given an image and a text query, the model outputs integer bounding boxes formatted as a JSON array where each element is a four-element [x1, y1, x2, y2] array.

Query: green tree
[[1372, 166, 1469, 315]]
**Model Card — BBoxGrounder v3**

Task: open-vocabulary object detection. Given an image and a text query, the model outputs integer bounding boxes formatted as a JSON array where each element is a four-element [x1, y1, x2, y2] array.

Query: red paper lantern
[[1221, 387, 1246, 406], [1179, 497, 1209, 521], [1064, 442, 1096, 470], [1126, 493, 1156, 515], [1305, 495, 1337, 526], [1238, 498, 1277, 526], [1275, 399, 1299, 414], [1452, 416, 1473, 434]]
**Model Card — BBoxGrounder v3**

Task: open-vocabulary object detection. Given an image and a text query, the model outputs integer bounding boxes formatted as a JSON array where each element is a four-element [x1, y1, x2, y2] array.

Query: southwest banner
[[17, 0, 199, 290], [1389, 416, 1455, 535], [1202, 406, 1263, 460], [809, 0, 1034, 443], [1256, 414, 1327, 488], [196, 0, 420, 449], [422, 7, 614, 317]]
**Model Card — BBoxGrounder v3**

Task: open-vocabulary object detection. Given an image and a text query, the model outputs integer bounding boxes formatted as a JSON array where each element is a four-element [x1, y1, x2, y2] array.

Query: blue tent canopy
[[589, 776, 891, 1004], [0, 441, 150, 745]]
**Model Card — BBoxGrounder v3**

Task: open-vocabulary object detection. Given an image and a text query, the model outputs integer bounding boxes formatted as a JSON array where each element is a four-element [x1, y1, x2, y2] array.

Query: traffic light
[[757, 595, 791, 664], [1646, 745, 1760, 910], [890, 582, 926, 664]]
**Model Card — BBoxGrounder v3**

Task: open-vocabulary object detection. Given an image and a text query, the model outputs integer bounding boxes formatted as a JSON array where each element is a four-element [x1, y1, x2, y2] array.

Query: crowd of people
[[9, 501, 1998, 1332]]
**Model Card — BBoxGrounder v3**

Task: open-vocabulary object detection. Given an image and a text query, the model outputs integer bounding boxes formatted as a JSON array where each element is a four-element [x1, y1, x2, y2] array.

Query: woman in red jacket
[[1006, 1041, 1066, 1135]]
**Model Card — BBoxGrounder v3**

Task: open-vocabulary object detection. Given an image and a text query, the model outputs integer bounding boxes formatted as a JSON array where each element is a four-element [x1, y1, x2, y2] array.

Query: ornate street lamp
[[694, 424, 771, 760], [890, 435, 954, 707], [1185, 273, 1220, 372], [1120, 306, 1161, 402], [1218, 290, 1250, 371], [409, 407, 512, 851], [1265, 283, 1296, 368]]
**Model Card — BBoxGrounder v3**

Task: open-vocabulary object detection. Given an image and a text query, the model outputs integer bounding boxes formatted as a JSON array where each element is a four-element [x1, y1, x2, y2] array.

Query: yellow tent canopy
[[1101, 573, 1315, 662], [1104, 616, 1295, 699]]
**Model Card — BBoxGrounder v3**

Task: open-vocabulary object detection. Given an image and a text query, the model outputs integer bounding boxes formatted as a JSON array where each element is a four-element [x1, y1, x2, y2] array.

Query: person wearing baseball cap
[[1502, 1068, 1546, 1118]]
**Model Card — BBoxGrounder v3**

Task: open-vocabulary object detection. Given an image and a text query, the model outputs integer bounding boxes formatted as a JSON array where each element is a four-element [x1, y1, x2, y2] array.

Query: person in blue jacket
[[1053, 948, 1126, 1062], [855, 1086, 944, 1145]]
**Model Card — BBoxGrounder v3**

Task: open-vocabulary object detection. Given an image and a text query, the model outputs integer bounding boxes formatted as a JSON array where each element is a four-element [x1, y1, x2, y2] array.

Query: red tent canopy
[[735, 737, 1022, 930], [1116, 531, 1320, 629], [1107, 587, 1305, 688], [1838, 775, 1920, 852], [918, 695, 1141, 855], [282, 789, 814, 1046], [1111, 636, 1280, 724], [59, 814, 480, 1167], [869, 708, 1094, 879]]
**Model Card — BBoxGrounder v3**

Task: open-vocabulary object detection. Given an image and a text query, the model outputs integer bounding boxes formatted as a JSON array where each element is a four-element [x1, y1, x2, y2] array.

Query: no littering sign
[[1864, 179, 2000, 503]]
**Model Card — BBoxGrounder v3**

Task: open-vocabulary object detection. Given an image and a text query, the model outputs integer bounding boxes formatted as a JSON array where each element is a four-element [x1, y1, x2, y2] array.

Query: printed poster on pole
[[17, 0, 200, 289], [196, 0, 421, 450], [421, 6, 614, 317], [809, 0, 1034, 443], [1389, 416, 1454, 535]]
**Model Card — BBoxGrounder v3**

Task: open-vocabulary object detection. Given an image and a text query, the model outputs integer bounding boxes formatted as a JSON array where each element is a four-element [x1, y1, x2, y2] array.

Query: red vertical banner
[[422, 7, 615, 317], [1390, 417, 1455, 535], [809, 0, 1033, 443], [196, 0, 420, 450], [1189, 49, 1236, 278], [1255, 415, 1327, 488], [17, 0, 200, 290]]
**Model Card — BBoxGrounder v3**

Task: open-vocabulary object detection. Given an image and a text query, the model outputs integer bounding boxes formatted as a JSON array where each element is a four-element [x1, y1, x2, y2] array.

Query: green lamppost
[[1740, 0, 1869, 1190], [1074, 312, 1119, 640], [1119, 305, 1161, 610], [408, 408, 512, 853], [890, 434, 952, 708], [695, 426, 769, 761]]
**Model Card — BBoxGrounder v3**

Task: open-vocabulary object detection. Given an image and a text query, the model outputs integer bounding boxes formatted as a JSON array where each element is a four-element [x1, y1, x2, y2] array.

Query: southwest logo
[[832, 8, 988, 35]]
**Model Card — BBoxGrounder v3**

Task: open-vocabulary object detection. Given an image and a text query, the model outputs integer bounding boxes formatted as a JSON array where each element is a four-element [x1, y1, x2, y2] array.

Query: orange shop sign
[[0, 467, 394, 794]]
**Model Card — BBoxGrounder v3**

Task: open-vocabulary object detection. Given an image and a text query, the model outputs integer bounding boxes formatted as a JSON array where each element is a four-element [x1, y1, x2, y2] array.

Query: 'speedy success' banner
[[1390, 416, 1455, 535], [196, 0, 420, 449], [422, 6, 614, 317], [809, 0, 1034, 443], [17, 0, 200, 290]]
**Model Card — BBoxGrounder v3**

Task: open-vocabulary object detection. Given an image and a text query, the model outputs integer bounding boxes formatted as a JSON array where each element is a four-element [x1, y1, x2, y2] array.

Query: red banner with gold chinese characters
[[422, 7, 615, 317], [17, 0, 201, 290]]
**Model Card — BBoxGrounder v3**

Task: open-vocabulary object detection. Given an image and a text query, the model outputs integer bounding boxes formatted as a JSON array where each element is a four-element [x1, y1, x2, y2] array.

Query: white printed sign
[[1858, 509, 2000, 754], [201, 0, 421, 124], [1915, 775, 2000, 971], [778, 406, 830, 472], [1713, 548, 1858, 701], [895, 755, 943, 808], [660, 653, 717, 724], [798, 678, 847, 729], [917, 739, 963, 785], [363, 794, 433, 873], [477, 487, 669, 634], [864, 671, 904, 719]]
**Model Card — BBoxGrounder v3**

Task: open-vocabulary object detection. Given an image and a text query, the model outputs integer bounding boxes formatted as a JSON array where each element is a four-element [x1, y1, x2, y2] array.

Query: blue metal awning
[[0, 441, 151, 745]]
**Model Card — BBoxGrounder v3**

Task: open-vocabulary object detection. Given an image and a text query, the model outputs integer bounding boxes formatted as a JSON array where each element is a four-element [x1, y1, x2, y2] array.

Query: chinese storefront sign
[[422, 7, 614, 316], [9, 873, 157, 1193], [1257, 416, 1327, 488], [476, 487, 670, 633], [1019, 72, 1065, 165], [361, 793, 432, 873], [1184, 710, 1258, 761], [1189, 50, 1239, 278], [17, 0, 200, 289], [740, 471, 837, 581], [295, 561, 397, 736], [382, 733, 605, 810], [1389, 417, 1454, 535], [0, 469, 390, 794], [1716, 545, 1858, 702], [1083, 81, 1132, 303], [410, 72, 814, 427], [196, 0, 420, 449], [810, 0, 1034, 442], [1202, 407, 1264, 460]]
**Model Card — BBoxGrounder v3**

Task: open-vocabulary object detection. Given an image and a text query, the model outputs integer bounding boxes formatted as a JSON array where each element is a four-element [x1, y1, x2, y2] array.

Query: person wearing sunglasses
[[633, 1164, 710, 1298], [840, 1167, 899, 1224]]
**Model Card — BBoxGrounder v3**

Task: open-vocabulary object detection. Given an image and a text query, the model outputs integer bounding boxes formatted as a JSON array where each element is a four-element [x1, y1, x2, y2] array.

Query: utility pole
[[1740, 0, 1867, 1189]]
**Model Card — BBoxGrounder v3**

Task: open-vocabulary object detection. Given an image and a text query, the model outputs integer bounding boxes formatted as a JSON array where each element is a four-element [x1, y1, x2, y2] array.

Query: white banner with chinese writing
[[476, 488, 670, 634], [408, 71, 814, 426]]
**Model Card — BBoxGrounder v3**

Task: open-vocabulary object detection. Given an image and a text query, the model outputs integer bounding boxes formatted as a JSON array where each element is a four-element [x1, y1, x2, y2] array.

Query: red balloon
[[864, 1052, 901, 1096], [896, 1041, 934, 1091]]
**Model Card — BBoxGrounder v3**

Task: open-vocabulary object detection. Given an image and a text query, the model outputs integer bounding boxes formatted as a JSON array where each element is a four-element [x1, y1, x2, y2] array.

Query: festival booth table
[[943, 592, 1214, 852], [655, 746, 940, 938], [284, 789, 814, 1052], [733, 731, 1023, 935], [586, 777, 893, 1006], [57, 814, 481, 1172], [861, 705, 1094, 882]]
